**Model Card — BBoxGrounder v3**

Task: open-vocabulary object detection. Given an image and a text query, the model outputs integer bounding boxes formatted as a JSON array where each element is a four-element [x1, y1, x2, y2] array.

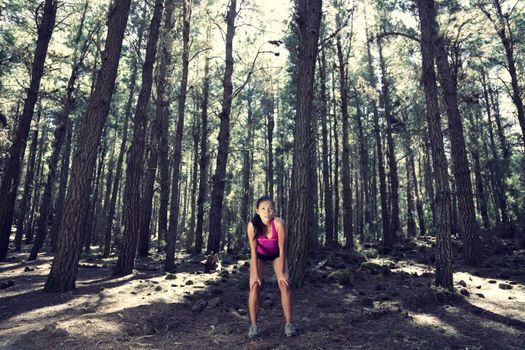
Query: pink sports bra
[[256, 219, 279, 255]]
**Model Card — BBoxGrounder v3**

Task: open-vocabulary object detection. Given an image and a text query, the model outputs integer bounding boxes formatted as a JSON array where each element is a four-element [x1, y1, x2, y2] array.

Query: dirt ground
[[1, 237, 524, 350]]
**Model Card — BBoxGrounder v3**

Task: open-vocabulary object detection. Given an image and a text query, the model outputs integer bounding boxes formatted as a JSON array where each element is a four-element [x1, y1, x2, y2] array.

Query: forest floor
[[1, 237, 524, 350]]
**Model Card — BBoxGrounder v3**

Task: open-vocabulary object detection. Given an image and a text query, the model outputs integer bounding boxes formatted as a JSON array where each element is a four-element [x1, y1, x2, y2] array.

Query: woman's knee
[[278, 279, 289, 292]]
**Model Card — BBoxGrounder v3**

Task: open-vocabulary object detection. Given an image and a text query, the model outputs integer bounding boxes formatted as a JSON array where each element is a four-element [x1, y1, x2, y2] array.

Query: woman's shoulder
[[273, 217, 286, 228]]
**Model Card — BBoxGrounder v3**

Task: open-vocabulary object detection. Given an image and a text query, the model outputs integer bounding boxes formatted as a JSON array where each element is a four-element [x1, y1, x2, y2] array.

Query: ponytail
[[251, 213, 265, 241]]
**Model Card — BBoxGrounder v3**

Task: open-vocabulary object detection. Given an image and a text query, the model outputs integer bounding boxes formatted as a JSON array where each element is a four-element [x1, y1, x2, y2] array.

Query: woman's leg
[[272, 257, 292, 323], [249, 258, 264, 325]]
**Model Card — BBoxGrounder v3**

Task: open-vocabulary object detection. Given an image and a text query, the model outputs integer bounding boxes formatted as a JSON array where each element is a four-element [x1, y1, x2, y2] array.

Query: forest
[[0, 0, 524, 349]]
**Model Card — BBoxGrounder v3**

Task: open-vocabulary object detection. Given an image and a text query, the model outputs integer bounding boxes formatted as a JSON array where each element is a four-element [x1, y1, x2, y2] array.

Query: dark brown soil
[[1, 238, 524, 349]]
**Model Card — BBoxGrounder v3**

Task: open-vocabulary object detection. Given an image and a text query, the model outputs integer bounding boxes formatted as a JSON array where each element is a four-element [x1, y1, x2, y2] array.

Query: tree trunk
[[165, 0, 191, 269], [377, 37, 399, 248], [26, 114, 48, 245], [467, 109, 490, 229], [480, 1, 525, 148], [412, 153, 426, 236], [194, 56, 210, 254], [265, 97, 275, 201], [239, 90, 254, 245], [432, 12, 481, 265], [14, 111, 41, 251], [336, 35, 353, 249], [114, 0, 163, 276], [355, 98, 370, 241], [30, 1, 90, 260], [138, 0, 179, 258], [417, 0, 453, 290], [319, 49, 334, 247], [287, 0, 322, 289], [365, 24, 389, 250], [44, 0, 132, 292], [186, 102, 199, 252], [331, 69, 340, 245], [0, 0, 57, 260], [404, 136, 416, 238], [206, 0, 237, 255]]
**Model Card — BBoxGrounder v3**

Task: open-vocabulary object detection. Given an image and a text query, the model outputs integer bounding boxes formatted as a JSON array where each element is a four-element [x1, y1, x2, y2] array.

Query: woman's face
[[256, 200, 274, 225]]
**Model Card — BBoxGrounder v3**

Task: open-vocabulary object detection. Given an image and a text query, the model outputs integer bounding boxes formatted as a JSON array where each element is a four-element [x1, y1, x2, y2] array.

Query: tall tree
[[478, 0, 525, 148], [29, 1, 91, 260], [416, 0, 453, 290], [287, 0, 322, 288], [14, 111, 41, 251], [154, 0, 176, 253], [365, 21, 390, 251], [377, 35, 399, 247], [0, 0, 57, 261], [336, 34, 354, 248], [319, 48, 334, 246], [165, 0, 191, 269], [194, 56, 210, 254], [114, 0, 163, 276], [206, 0, 237, 255], [431, 4, 482, 265], [44, 0, 132, 292]]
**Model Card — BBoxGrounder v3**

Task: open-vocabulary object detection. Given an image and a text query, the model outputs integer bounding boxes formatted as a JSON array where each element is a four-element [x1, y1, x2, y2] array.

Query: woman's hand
[[250, 275, 262, 289]]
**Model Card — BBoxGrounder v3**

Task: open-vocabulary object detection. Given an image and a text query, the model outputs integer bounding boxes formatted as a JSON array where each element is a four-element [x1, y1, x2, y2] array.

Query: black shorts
[[257, 251, 279, 261]]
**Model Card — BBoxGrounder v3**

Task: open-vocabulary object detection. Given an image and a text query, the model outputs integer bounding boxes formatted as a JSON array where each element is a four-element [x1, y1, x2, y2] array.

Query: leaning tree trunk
[[0, 0, 57, 261], [194, 56, 210, 254], [287, 0, 322, 289], [114, 0, 163, 276], [165, 0, 191, 270], [336, 35, 353, 249], [417, 0, 453, 290], [432, 11, 481, 266], [44, 0, 132, 292], [206, 0, 237, 255]]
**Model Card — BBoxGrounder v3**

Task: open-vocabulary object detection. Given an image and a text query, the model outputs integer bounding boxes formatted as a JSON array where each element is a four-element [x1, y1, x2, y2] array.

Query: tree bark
[[0, 0, 57, 260], [114, 0, 163, 276], [365, 24, 390, 250], [165, 0, 191, 269], [287, 0, 322, 289], [377, 36, 399, 247], [479, 1, 525, 149], [194, 56, 210, 254], [417, 0, 453, 290], [44, 0, 132, 292], [50, 122, 72, 251], [319, 49, 334, 247], [14, 111, 41, 251], [432, 11, 481, 265], [336, 35, 353, 249], [206, 0, 237, 255]]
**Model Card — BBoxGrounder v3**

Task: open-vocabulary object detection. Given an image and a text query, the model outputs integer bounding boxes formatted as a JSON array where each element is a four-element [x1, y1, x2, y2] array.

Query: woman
[[246, 195, 296, 338]]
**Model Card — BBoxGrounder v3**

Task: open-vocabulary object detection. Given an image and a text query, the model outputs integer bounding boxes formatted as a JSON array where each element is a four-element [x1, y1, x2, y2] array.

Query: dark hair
[[251, 195, 274, 241]]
